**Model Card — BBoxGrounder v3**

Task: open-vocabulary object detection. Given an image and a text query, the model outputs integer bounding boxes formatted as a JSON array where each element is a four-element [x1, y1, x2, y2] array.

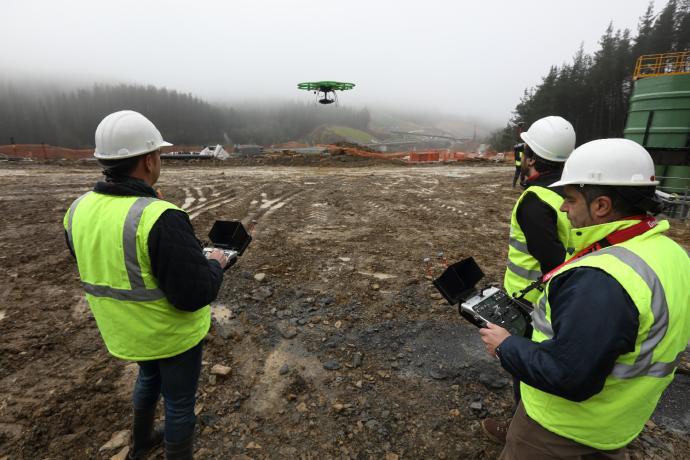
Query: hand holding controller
[[203, 247, 237, 270]]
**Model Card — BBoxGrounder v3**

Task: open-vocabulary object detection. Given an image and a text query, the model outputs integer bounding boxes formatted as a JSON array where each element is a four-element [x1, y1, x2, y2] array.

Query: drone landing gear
[[316, 90, 338, 105]]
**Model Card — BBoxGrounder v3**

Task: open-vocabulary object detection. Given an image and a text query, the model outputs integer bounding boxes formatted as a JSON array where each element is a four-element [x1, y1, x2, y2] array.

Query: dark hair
[[523, 144, 563, 173], [98, 155, 144, 181], [578, 185, 661, 216]]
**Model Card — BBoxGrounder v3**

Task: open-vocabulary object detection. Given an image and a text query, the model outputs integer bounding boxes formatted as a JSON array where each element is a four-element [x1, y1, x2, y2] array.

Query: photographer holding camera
[[64, 110, 229, 459], [512, 143, 525, 188]]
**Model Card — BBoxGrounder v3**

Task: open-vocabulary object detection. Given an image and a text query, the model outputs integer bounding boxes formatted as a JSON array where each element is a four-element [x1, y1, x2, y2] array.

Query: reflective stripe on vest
[[67, 195, 165, 302], [503, 186, 570, 303], [520, 220, 690, 450], [506, 259, 542, 281], [65, 192, 210, 361], [531, 245, 676, 379], [66, 192, 89, 254], [508, 236, 529, 253], [531, 295, 553, 338]]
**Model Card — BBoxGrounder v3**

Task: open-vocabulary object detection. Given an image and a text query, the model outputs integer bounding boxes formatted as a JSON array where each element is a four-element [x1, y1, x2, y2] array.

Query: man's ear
[[143, 152, 155, 172], [590, 195, 614, 219]]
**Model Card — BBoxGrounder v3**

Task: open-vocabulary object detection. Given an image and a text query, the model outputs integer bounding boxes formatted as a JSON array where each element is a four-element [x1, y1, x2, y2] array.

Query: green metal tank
[[624, 72, 690, 192]]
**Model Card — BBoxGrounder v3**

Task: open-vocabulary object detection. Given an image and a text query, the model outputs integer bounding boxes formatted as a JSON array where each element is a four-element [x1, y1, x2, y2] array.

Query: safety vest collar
[[524, 170, 563, 189], [568, 218, 669, 254]]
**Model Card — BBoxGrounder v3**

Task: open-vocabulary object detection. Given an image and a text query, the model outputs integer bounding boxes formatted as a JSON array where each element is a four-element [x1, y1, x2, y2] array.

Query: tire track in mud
[[185, 182, 305, 245], [305, 202, 331, 227], [244, 189, 304, 225], [363, 175, 440, 223], [435, 199, 468, 216], [395, 175, 470, 217], [187, 190, 239, 220], [183, 185, 233, 212], [267, 180, 347, 237]]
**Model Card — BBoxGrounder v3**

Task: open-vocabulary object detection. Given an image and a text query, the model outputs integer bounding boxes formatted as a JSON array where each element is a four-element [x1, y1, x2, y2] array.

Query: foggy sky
[[2, 0, 665, 127]]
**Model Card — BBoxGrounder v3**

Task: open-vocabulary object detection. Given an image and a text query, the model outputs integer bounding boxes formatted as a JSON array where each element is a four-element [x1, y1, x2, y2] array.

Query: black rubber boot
[[128, 406, 164, 459], [165, 434, 194, 460]]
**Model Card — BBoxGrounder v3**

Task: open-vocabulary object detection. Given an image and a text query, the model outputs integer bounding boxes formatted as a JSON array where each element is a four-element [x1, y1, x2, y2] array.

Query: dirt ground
[[1, 160, 689, 459]]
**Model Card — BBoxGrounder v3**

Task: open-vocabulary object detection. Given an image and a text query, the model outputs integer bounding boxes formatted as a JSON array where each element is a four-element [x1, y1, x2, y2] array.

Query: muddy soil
[[0, 162, 688, 459]]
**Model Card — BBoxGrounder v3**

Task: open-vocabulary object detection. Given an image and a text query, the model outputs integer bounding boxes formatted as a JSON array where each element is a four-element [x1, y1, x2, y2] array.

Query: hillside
[[307, 125, 378, 144]]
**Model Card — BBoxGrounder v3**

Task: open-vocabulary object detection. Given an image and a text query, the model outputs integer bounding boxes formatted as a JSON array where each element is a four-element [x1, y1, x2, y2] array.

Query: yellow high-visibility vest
[[64, 192, 210, 360], [523, 219, 690, 450], [503, 186, 570, 303]]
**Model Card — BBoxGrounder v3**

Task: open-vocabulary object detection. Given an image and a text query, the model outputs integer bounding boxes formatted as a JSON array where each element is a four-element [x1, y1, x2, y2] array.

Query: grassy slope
[[327, 126, 375, 143]]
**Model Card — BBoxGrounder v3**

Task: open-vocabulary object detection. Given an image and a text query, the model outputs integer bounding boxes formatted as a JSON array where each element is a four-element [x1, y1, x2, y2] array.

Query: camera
[[203, 220, 252, 270], [433, 257, 533, 336]]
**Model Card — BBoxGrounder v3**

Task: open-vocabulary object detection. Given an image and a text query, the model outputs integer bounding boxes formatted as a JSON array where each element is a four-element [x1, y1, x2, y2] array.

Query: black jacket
[[517, 170, 567, 273], [65, 177, 224, 312], [498, 267, 639, 401]]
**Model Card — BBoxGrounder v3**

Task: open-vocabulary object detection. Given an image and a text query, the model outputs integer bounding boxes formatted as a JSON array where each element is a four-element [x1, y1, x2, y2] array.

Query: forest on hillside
[[2, 1, 687, 151], [0, 83, 371, 148], [489, 0, 690, 151]]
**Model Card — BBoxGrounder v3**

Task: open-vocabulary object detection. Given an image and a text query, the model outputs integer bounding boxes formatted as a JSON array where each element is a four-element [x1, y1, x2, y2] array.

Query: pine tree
[[673, 0, 690, 49], [633, 2, 656, 58], [649, 0, 678, 53]]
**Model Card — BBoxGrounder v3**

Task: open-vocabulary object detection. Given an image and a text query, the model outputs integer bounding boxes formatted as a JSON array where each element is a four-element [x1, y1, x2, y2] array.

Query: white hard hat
[[550, 138, 659, 187], [520, 116, 576, 162], [94, 110, 172, 159]]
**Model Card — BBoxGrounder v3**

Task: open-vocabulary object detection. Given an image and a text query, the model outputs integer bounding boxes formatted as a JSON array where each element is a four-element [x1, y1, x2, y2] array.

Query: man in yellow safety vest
[[483, 116, 576, 442], [480, 138, 690, 458], [64, 110, 230, 459], [512, 143, 524, 188], [503, 116, 576, 305]]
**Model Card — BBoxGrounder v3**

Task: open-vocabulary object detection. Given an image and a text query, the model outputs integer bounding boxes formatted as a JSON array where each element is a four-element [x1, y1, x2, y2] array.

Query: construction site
[[0, 153, 689, 459], [0, 0, 689, 446]]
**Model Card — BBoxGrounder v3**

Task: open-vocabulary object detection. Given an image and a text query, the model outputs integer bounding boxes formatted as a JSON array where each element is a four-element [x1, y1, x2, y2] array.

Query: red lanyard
[[541, 216, 657, 283]]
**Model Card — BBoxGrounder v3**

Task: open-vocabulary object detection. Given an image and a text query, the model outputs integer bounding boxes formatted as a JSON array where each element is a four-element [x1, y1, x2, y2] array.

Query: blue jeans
[[132, 340, 204, 443]]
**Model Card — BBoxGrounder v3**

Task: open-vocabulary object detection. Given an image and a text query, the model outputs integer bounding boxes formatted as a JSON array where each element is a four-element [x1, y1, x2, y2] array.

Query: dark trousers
[[132, 340, 204, 443], [499, 402, 628, 459], [512, 166, 522, 188]]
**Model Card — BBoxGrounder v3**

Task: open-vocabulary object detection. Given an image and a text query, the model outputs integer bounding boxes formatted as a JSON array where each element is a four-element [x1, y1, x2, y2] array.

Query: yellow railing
[[634, 51, 690, 79]]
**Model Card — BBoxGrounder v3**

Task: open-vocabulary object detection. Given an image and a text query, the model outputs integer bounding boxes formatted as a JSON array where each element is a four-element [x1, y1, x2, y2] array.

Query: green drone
[[297, 81, 355, 105]]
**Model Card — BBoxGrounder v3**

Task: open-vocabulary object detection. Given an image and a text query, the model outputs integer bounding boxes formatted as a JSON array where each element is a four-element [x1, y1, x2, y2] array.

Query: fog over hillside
[[2, 0, 663, 128]]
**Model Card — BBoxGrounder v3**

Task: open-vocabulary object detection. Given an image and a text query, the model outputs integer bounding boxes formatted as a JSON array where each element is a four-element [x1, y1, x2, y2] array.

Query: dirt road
[[1, 162, 688, 459]]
